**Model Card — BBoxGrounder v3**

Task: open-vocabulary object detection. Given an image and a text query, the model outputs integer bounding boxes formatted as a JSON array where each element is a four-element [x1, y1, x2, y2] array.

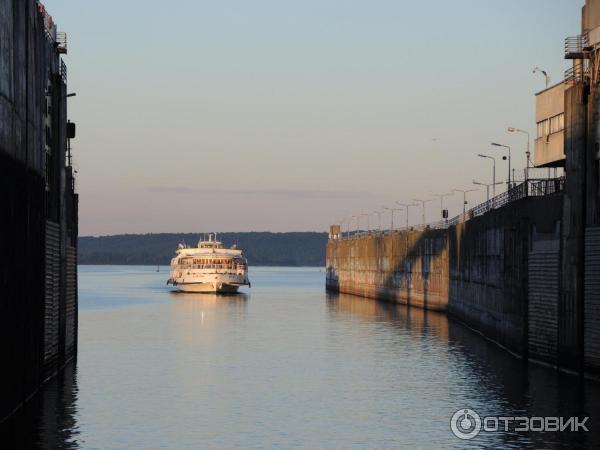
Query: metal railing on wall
[[525, 167, 565, 181], [60, 59, 67, 84], [565, 61, 590, 84], [335, 176, 565, 240], [445, 177, 564, 227], [565, 32, 589, 57]]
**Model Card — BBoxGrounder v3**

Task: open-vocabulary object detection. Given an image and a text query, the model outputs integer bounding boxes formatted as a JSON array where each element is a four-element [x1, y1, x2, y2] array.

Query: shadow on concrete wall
[[0, 155, 46, 423], [327, 194, 564, 358], [327, 227, 448, 311]]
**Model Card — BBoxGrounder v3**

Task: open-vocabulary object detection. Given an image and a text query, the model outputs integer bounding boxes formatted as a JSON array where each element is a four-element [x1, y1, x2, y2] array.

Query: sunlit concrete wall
[[327, 195, 563, 358], [326, 229, 449, 311], [535, 82, 565, 167], [583, 0, 600, 31]]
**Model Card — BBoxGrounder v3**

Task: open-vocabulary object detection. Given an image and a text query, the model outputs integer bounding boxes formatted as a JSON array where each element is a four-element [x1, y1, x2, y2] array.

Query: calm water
[[3, 266, 600, 449]]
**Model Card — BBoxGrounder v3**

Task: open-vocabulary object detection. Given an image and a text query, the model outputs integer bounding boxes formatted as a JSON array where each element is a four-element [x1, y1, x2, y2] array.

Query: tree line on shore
[[78, 232, 328, 267]]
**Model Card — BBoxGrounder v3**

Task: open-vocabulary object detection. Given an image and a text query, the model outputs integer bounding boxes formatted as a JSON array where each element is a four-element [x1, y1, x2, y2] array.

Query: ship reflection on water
[[169, 290, 250, 310], [2, 267, 600, 449], [169, 291, 249, 327]]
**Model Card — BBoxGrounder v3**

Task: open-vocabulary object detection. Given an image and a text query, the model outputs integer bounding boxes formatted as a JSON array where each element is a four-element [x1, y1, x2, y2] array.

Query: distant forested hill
[[78, 232, 328, 266]]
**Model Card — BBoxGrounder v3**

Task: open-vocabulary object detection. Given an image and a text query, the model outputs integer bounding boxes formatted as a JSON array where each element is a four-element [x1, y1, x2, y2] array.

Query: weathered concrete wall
[[0, 1, 77, 423], [0, 0, 58, 173], [560, 83, 588, 374], [326, 228, 449, 311], [327, 194, 563, 364]]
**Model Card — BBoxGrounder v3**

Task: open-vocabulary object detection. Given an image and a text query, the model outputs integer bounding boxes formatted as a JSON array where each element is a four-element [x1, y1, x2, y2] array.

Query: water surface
[[2, 266, 600, 449]]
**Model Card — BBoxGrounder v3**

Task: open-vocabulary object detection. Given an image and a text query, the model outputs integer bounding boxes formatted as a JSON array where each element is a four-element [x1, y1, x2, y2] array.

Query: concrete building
[[534, 82, 566, 167], [533, 0, 600, 168]]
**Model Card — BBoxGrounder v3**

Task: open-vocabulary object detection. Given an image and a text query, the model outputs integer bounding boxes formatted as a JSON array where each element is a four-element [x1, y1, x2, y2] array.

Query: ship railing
[[174, 264, 246, 270]]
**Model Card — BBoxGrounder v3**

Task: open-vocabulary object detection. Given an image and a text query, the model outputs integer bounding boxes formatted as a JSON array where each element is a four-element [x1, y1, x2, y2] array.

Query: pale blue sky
[[46, 0, 580, 235]]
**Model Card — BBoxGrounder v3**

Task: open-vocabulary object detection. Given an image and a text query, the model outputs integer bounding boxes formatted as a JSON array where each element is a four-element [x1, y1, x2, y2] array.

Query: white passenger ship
[[167, 234, 250, 293]]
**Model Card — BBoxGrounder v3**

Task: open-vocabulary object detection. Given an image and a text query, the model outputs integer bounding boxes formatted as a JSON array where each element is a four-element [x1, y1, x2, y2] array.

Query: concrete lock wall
[[326, 229, 450, 311], [0, 1, 78, 423], [327, 194, 564, 364]]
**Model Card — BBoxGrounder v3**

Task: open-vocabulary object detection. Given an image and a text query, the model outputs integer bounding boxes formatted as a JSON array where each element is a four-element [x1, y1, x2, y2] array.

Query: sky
[[45, 0, 581, 236]]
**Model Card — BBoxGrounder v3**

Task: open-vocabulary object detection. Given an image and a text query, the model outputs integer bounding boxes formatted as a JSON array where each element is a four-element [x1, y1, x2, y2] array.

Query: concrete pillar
[[588, 65, 600, 226], [560, 84, 588, 375]]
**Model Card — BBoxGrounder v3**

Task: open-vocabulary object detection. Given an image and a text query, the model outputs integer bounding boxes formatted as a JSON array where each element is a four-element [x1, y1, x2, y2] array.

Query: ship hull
[[175, 282, 241, 293]]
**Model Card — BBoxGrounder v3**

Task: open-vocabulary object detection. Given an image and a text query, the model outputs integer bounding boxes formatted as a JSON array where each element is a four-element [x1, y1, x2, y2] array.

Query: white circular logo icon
[[451, 408, 482, 440]]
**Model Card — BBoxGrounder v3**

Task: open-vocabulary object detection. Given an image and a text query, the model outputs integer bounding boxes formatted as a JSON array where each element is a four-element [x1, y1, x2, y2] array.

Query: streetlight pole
[[473, 181, 490, 202], [473, 180, 503, 202], [491, 142, 511, 189], [533, 67, 550, 89], [382, 206, 403, 232], [336, 218, 345, 239], [396, 202, 419, 230], [452, 188, 478, 216], [478, 153, 496, 198], [352, 215, 360, 238], [432, 192, 454, 221], [360, 213, 370, 234], [372, 210, 383, 232], [412, 198, 433, 226], [508, 127, 531, 180], [342, 217, 350, 239]]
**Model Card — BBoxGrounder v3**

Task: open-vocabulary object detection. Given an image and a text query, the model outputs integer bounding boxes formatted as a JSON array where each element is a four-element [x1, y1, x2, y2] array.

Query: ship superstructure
[[167, 234, 250, 293]]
